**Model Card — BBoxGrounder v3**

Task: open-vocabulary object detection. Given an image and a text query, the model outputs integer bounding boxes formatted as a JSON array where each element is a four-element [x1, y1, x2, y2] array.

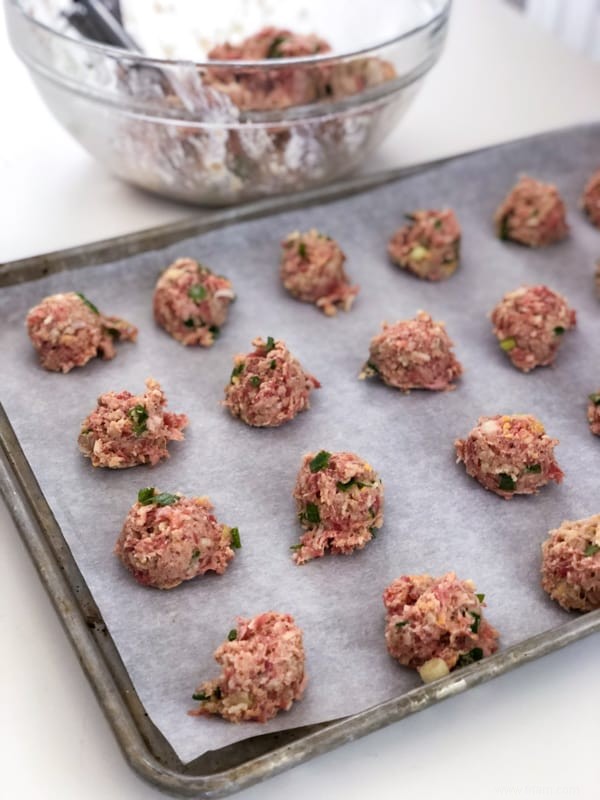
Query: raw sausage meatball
[[116, 488, 240, 589], [291, 450, 384, 564], [387, 209, 461, 281], [190, 611, 307, 723], [280, 230, 358, 315], [587, 391, 600, 435], [490, 285, 576, 372], [26, 291, 137, 373], [224, 336, 320, 427], [153, 258, 235, 346], [581, 168, 600, 228], [360, 311, 463, 392], [383, 572, 499, 682], [494, 176, 568, 247], [541, 514, 600, 611], [455, 414, 563, 499], [78, 378, 188, 468]]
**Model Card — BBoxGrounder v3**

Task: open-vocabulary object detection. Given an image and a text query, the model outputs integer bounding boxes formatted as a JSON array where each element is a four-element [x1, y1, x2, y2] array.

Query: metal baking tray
[[2, 131, 600, 797]]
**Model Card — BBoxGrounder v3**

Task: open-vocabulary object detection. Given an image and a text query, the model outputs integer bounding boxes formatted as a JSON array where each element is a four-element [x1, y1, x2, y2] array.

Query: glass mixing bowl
[[6, 0, 451, 205]]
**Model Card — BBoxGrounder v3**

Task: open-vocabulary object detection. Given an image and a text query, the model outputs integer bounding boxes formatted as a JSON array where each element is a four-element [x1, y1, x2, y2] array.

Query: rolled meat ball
[[455, 414, 563, 499], [360, 311, 463, 392], [78, 377, 188, 468], [116, 488, 240, 589], [490, 285, 576, 372], [494, 176, 568, 247], [541, 514, 600, 611], [587, 391, 600, 435], [280, 229, 359, 315], [153, 257, 235, 346], [224, 336, 320, 427], [190, 611, 307, 723], [26, 291, 137, 373], [383, 572, 499, 683], [581, 168, 600, 228], [291, 450, 384, 564], [387, 209, 461, 281]]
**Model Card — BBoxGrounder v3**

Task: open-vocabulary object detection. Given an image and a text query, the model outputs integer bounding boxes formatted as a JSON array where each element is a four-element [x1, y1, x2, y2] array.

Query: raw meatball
[[588, 391, 600, 435], [224, 336, 320, 427], [383, 572, 499, 682], [153, 258, 235, 346], [387, 209, 461, 281], [206, 27, 331, 110], [490, 285, 576, 372], [280, 230, 358, 316], [78, 378, 188, 468], [455, 414, 563, 499], [116, 488, 240, 589], [26, 291, 137, 373], [494, 176, 569, 247], [190, 611, 307, 723], [291, 450, 384, 564], [581, 168, 600, 228], [541, 514, 600, 611], [360, 311, 463, 392]]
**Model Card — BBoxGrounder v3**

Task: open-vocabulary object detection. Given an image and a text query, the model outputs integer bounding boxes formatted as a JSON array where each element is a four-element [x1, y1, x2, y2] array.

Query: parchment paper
[[2, 126, 600, 764]]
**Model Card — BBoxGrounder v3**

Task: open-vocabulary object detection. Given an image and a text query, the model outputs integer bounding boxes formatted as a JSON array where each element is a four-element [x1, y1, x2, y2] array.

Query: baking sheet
[[2, 127, 600, 764]]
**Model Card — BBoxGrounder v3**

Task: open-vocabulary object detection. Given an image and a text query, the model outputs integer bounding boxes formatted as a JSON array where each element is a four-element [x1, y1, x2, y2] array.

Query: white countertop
[[2, 1, 600, 798]]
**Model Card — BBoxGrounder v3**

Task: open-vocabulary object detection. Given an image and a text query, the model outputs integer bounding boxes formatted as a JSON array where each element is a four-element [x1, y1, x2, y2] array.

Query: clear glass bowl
[[6, 0, 451, 205]]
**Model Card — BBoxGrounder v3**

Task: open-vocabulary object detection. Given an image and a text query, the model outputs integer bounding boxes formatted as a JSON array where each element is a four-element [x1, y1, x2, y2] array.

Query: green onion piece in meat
[[553, 326, 565, 335], [476, 593, 485, 603], [456, 647, 484, 667], [469, 611, 481, 633], [230, 527, 241, 549], [250, 375, 261, 388], [138, 487, 156, 505], [192, 691, 210, 702], [75, 292, 99, 314], [304, 503, 320, 524], [227, 629, 238, 641], [265, 336, 276, 353], [584, 543, 600, 557], [498, 473, 516, 492], [188, 284, 207, 302], [298, 242, 308, 259], [153, 492, 179, 507], [395, 621, 408, 629], [128, 404, 148, 436], [309, 450, 331, 473], [589, 393, 600, 406]]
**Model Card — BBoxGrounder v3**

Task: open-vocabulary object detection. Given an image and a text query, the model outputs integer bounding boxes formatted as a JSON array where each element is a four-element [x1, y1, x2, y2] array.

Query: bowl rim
[[7, 0, 451, 68]]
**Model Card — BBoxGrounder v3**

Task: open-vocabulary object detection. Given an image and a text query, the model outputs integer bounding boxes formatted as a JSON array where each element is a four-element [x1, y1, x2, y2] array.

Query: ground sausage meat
[[280, 230, 358, 315], [291, 450, 384, 564], [387, 209, 461, 281], [383, 572, 499, 681], [494, 176, 569, 247], [26, 291, 137, 373], [587, 391, 600, 435], [581, 168, 600, 228], [78, 378, 188, 468], [190, 611, 307, 723], [360, 311, 463, 391], [541, 514, 600, 611], [153, 258, 235, 346], [116, 488, 239, 589], [205, 27, 395, 112], [455, 414, 563, 499], [223, 336, 319, 427], [490, 285, 576, 372]]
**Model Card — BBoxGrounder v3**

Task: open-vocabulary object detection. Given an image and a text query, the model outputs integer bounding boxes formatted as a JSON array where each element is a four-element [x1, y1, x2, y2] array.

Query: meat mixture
[[360, 311, 463, 392], [78, 378, 188, 468], [116, 488, 240, 589], [153, 258, 235, 346], [587, 391, 600, 435], [541, 514, 600, 611], [455, 414, 563, 499], [580, 168, 600, 228], [387, 209, 461, 281], [494, 176, 569, 247], [223, 336, 320, 427], [190, 611, 307, 723], [383, 572, 499, 683], [291, 450, 384, 564], [280, 229, 358, 315], [490, 285, 576, 372], [26, 291, 137, 373], [205, 26, 395, 111]]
